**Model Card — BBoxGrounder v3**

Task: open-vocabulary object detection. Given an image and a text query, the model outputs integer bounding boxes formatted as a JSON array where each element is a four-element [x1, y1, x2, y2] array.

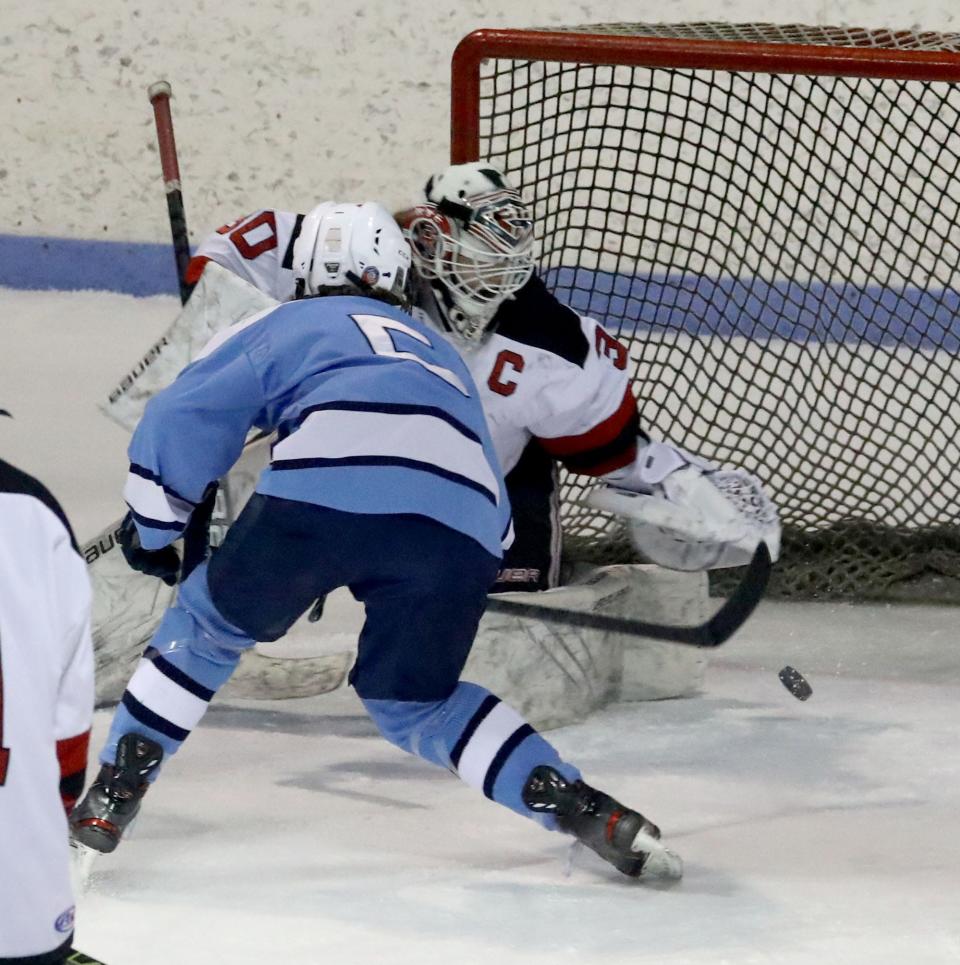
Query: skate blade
[[630, 828, 684, 880], [70, 840, 100, 893]]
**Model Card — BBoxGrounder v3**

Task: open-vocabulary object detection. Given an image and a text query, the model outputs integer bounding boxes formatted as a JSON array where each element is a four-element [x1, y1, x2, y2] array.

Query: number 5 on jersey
[[351, 314, 470, 396]]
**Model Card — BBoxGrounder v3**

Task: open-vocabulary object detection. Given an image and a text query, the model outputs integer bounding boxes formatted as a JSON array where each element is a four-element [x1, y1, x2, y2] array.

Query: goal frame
[[447, 24, 960, 601], [450, 27, 960, 162]]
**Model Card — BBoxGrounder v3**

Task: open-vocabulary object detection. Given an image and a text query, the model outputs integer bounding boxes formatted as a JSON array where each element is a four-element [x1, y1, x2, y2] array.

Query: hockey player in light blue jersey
[[71, 202, 681, 880]]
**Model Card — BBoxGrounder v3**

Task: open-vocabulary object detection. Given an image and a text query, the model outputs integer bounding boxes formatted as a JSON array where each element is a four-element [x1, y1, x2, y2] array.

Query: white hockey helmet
[[293, 201, 412, 308], [399, 162, 535, 343]]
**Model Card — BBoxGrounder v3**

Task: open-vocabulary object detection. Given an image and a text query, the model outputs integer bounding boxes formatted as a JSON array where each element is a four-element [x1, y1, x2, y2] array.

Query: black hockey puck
[[778, 666, 812, 701]]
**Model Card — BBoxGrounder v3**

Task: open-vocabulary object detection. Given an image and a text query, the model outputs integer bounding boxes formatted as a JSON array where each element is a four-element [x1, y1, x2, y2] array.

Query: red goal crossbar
[[451, 26, 960, 162]]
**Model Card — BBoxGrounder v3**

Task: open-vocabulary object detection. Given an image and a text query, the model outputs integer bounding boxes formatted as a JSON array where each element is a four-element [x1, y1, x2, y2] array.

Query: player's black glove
[[118, 512, 180, 586]]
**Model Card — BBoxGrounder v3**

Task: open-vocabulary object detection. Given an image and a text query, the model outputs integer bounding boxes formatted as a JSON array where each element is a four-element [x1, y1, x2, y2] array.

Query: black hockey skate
[[522, 765, 683, 879], [70, 733, 164, 854]]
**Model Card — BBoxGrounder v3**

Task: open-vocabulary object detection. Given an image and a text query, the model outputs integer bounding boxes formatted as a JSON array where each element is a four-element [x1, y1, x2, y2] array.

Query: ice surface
[[3, 288, 958, 964]]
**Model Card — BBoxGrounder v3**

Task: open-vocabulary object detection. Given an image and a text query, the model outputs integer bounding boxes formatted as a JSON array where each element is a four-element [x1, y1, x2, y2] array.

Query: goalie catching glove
[[587, 440, 781, 571]]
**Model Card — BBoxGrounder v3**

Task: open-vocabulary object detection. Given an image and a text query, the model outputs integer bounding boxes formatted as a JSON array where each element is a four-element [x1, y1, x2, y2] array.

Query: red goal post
[[450, 23, 960, 600]]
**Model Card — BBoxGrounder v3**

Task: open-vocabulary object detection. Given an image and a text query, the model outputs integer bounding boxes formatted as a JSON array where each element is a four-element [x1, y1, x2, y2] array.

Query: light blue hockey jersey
[[123, 295, 513, 559]]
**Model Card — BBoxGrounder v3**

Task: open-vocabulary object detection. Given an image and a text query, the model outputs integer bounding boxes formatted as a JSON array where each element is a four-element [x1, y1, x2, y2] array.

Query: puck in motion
[[778, 665, 812, 701]]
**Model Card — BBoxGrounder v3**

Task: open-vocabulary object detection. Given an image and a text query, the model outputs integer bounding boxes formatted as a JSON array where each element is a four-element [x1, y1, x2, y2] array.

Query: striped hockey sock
[[101, 646, 227, 768], [363, 681, 580, 826]]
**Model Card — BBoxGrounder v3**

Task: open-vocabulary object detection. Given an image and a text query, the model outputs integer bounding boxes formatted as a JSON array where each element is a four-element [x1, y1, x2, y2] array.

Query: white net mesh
[[465, 23, 960, 599]]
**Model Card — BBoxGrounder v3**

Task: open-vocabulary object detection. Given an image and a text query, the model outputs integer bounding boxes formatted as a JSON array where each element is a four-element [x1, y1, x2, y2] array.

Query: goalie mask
[[293, 201, 412, 309], [398, 162, 535, 344]]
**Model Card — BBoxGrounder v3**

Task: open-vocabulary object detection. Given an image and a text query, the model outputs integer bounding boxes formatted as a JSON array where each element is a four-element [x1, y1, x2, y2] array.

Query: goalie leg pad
[[102, 261, 279, 432]]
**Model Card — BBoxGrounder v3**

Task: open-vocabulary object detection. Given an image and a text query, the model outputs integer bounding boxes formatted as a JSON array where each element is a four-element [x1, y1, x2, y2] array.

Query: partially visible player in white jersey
[[0, 433, 96, 964], [184, 163, 779, 586]]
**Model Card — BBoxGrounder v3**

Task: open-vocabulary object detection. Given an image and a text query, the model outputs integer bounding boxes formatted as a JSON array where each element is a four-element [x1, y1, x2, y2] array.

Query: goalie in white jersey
[[0, 447, 95, 964], [183, 163, 779, 588], [72, 202, 683, 881]]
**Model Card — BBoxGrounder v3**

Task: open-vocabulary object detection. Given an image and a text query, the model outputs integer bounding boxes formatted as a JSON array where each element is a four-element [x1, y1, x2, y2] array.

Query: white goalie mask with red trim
[[399, 163, 535, 343]]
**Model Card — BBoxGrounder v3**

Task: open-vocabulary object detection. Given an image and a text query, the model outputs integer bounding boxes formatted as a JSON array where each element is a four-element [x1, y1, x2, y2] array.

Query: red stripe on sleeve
[[57, 730, 90, 815], [539, 387, 638, 462], [571, 443, 639, 478], [57, 730, 90, 783], [184, 255, 212, 286]]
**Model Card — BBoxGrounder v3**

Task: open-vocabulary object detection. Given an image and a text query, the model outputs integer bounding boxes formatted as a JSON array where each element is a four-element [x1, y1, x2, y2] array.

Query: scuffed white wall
[[3, 0, 959, 243]]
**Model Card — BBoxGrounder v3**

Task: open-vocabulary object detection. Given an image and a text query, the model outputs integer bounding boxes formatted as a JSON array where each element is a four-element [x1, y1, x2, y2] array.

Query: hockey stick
[[178, 480, 218, 582], [485, 542, 772, 647], [147, 80, 215, 609], [148, 80, 194, 305]]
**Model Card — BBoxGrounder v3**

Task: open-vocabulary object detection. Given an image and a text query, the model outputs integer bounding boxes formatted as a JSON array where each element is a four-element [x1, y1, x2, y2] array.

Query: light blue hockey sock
[[100, 562, 255, 775], [363, 681, 581, 829]]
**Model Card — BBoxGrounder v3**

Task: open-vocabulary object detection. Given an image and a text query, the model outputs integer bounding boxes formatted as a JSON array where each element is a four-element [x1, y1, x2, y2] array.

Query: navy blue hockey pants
[[207, 494, 500, 701], [101, 495, 579, 825]]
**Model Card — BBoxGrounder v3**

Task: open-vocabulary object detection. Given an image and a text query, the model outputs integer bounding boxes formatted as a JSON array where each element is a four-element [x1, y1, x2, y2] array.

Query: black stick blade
[[700, 541, 773, 646], [482, 541, 773, 648]]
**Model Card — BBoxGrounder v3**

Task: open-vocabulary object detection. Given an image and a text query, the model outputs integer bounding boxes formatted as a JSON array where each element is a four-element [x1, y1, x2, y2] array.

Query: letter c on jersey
[[488, 350, 525, 396]]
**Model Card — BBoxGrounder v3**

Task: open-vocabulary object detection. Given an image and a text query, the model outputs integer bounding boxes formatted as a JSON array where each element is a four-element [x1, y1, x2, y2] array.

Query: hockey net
[[451, 23, 960, 601]]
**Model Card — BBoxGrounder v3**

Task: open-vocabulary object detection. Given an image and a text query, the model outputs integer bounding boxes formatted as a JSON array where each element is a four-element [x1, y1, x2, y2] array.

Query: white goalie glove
[[586, 440, 781, 571]]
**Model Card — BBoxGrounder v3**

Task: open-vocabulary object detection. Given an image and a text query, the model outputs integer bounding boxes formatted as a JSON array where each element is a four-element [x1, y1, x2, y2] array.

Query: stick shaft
[[148, 81, 193, 304]]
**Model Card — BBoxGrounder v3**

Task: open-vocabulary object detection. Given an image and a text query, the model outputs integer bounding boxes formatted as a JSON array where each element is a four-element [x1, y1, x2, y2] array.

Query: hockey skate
[[522, 765, 683, 880], [70, 733, 164, 854]]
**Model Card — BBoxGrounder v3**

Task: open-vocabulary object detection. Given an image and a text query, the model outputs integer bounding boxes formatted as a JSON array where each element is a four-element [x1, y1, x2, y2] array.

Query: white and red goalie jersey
[[186, 209, 640, 481], [0, 458, 94, 961]]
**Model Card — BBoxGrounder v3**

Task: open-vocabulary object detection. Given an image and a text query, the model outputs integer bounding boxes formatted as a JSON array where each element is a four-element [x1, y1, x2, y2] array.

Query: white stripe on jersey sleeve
[[126, 659, 210, 732], [123, 471, 194, 525], [456, 701, 528, 791], [272, 407, 501, 503]]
